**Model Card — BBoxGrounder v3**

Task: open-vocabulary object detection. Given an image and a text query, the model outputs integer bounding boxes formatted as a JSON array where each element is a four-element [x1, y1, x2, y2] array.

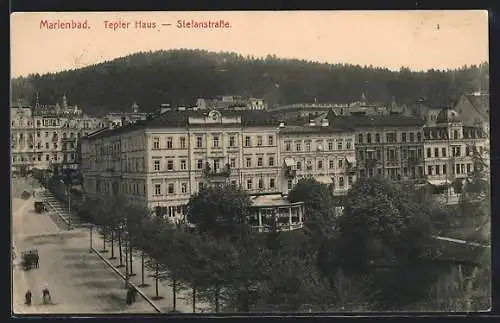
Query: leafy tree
[[334, 177, 440, 308], [186, 183, 252, 240]]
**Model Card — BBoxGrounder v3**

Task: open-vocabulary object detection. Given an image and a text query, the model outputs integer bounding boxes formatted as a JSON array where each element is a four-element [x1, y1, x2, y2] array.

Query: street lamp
[[89, 224, 93, 253], [124, 236, 130, 289], [59, 179, 72, 230]]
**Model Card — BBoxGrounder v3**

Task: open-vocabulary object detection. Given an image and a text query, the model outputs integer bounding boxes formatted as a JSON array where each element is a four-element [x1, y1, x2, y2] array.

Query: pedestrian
[[34, 253, 39, 268], [25, 290, 32, 306]]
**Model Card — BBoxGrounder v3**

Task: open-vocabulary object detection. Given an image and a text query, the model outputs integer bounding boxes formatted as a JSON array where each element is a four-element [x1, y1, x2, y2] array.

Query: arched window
[[358, 133, 363, 144]]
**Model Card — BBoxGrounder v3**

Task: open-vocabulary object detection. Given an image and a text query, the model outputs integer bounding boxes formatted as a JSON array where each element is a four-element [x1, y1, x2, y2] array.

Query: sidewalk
[[91, 233, 213, 313], [43, 191, 213, 313]]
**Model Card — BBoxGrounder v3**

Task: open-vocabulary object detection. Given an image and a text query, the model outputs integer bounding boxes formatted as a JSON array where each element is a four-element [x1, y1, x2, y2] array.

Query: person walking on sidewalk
[[25, 290, 32, 306]]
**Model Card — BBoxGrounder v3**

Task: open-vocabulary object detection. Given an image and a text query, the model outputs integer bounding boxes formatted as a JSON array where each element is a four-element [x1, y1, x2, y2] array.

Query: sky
[[10, 10, 489, 78]]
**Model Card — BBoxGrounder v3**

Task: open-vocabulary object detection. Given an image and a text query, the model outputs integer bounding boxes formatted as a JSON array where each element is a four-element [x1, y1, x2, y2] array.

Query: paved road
[[11, 178, 157, 315]]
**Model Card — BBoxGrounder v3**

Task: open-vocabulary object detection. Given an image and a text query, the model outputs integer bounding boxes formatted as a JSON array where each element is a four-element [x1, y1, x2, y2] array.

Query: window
[[180, 160, 187, 170], [258, 178, 264, 189], [257, 136, 263, 146], [268, 135, 274, 145], [426, 148, 431, 158], [198, 182, 204, 191], [427, 166, 433, 176], [37, 154, 41, 161], [212, 135, 220, 148], [231, 180, 237, 188], [257, 157, 263, 167], [337, 140, 343, 150], [268, 156, 275, 166], [296, 161, 302, 170], [269, 178, 275, 188], [45, 143, 49, 149], [45, 132, 49, 138], [305, 142, 311, 151], [329, 160, 334, 169], [467, 163, 471, 173], [443, 165, 447, 175], [246, 157, 252, 167], [367, 134, 372, 144], [296, 142, 302, 151], [179, 137, 186, 149], [213, 159, 220, 171], [386, 133, 396, 143], [434, 148, 439, 158], [456, 164, 460, 174], [401, 132, 407, 143], [153, 137, 160, 149], [196, 136, 203, 148], [167, 160, 174, 170], [197, 159, 203, 169], [154, 184, 161, 195], [376, 150, 381, 160], [358, 134, 363, 144], [346, 140, 352, 149], [287, 180, 293, 190], [348, 176, 353, 185], [230, 158, 236, 168], [442, 148, 446, 157], [168, 183, 175, 194], [339, 177, 344, 188], [247, 179, 253, 190], [245, 136, 251, 147], [454, 130, 458, 140], [229, 135, 235, 147], [338, 159, 343, 168], [285, 142, 291, 151], [435, 165, 440, 175], [153, 160, 160, 171], [359, 150, 365, 161], [375, 133, 380, 143], [318, 160, 323, 169], [466, 146, 470, 156], [328, 141, 333, 150], [36, 131, 40, 137], [46, 154, 49, 161], [416, 132, 421, 142], [408, 132, 414, 142]]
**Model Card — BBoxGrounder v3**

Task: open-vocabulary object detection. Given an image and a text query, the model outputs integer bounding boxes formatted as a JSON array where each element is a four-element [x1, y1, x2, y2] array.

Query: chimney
[[321, 118, 329, 127], [278, 121, 286, 128]]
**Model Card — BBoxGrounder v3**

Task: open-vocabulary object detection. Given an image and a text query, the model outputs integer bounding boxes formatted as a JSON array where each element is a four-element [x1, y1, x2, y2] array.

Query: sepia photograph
[[10, 10, 490, 315]]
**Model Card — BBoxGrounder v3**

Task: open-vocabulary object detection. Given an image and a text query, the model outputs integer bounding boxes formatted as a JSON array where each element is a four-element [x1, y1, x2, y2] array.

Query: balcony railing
[[203, 163, 231, 178], [285, 167, 297, 178]]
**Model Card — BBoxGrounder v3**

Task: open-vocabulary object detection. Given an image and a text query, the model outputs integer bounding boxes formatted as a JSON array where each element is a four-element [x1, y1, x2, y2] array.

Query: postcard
[[10, 10, 490, 315]]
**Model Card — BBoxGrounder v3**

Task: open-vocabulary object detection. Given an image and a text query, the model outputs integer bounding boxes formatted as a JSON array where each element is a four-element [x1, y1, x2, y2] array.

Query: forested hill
[[11, 49, 489, 116]]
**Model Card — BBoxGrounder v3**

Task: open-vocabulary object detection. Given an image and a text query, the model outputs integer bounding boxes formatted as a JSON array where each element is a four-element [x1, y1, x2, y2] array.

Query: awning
[[284, 158, 296, 167], [315, 176, 334, 184], [346, 156, 356, 164], [427, 179, 451, 186]]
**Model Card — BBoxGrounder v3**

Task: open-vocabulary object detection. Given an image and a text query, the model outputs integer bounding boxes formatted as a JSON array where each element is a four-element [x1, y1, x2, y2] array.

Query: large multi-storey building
[[328, 114, 426, 181], [10, 106, 36, 173], [423, 107, 488, 201], [81, 109, 359, 226], [80, 109, 294, 221], [279, 118, 357, 196], [10, 95, 103, 173]]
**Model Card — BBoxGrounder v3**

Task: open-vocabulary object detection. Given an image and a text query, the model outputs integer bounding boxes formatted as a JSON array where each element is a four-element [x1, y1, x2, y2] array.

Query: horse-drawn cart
[[34, 201, 46, 213], [21, 249, 39, 271]]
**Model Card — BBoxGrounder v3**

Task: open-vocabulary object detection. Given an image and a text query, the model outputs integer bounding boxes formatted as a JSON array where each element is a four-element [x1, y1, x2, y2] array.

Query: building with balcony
[[80, 109, 305, 228], [10, 106, 36, 174], [423, 106, 488, 202], [328, 113, 426, 182], [278, 118, 357, 196], [11, 95, 103, 174]]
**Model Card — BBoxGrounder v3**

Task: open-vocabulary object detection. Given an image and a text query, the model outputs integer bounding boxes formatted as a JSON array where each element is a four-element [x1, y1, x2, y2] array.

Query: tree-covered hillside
[[11, 49, 489, 116]]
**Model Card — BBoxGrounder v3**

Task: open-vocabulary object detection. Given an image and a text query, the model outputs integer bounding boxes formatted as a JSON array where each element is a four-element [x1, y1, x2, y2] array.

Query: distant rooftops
[[328, 114, 425, 128]]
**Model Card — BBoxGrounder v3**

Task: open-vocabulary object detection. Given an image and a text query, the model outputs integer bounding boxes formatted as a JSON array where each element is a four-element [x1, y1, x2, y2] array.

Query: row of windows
[[427, 163, 473, 176], [284, 139, 353, 152], [152, 134, 276, 150], [358, 132, 422, 144], [12, 153, 59, 163], [287, 176, 353, 190], [359, 149, 420, 161], [152, 155, 278, 171], [293, 158, 348, 170]]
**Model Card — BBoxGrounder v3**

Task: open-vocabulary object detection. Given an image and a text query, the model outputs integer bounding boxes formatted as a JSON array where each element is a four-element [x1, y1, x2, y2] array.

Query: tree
[[186, 183, 252, 240], [334, 177, 440, 309]]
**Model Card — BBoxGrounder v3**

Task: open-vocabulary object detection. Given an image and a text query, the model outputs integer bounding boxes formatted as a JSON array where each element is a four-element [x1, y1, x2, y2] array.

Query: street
[[11, 178, 157, 315]]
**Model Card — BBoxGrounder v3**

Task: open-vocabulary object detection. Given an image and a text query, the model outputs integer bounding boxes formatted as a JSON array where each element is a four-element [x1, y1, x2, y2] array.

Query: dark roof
[[465, 94, 489, 119], [83, 110, 284, 140], [328, 113, 425, 128]]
